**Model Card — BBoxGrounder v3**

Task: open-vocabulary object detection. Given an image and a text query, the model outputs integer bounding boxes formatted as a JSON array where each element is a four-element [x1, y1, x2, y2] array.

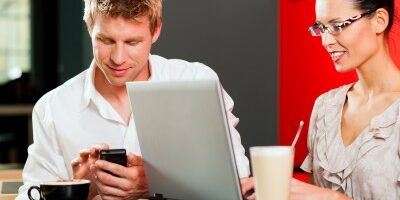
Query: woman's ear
[[373, 8, 389, 34]]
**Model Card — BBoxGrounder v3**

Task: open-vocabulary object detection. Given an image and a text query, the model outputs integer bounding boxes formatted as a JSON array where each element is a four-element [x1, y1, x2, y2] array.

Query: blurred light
[[8, 66, 22, 80]]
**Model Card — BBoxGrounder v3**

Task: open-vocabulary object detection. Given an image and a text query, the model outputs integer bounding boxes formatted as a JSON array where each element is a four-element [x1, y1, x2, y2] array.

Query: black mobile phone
[[99, 149, 127, 167]]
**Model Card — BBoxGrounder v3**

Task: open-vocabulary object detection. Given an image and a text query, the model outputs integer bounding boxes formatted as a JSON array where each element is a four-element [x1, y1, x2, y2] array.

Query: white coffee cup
[[250, 146, 294, 200]]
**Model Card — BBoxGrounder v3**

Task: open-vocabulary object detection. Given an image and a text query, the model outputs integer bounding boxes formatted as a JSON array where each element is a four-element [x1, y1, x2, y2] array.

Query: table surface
[[0, 193, 17, 200], [0, 180, 22, 200]]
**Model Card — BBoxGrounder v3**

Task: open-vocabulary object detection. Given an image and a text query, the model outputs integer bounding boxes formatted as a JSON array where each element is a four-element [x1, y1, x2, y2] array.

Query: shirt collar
[[148, 54, 155, 81], [80, 55, 155, 110], [80, 60, 97, 111]]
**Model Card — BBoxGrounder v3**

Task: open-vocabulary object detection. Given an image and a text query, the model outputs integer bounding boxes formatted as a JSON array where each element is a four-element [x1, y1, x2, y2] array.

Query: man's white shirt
[[17, 55, 250, 199]]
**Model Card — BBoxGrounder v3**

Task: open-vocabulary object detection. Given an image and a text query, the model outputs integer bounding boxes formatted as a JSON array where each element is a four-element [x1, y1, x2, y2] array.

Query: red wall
[[279, 0, 400, 167]]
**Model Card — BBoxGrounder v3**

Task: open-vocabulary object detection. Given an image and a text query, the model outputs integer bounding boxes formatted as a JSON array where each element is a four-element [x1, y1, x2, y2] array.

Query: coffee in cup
[[27, 179, 90, 200]]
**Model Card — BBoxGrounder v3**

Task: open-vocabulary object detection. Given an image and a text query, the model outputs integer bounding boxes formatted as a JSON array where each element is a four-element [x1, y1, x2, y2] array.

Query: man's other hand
[[91, 152, 148, 200]]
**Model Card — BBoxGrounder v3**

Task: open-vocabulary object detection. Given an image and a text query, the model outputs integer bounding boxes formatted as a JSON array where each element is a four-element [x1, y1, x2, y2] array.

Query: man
[[18, 0, 253, 199]]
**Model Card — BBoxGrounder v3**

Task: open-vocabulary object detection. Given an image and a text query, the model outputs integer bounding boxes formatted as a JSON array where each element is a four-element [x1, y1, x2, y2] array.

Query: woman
[[291, 0, 399, 199]]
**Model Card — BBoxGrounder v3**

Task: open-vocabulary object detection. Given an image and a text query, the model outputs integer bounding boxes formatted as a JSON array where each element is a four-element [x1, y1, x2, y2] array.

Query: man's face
[[90, 15, 161, 86]]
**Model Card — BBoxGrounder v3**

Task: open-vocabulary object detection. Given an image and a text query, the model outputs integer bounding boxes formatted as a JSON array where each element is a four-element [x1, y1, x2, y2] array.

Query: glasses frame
[[308, 10, 375, 36]]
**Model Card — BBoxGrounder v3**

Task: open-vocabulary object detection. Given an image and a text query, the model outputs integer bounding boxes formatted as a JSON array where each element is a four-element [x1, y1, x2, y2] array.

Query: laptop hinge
[[148, 193, 182, 200]]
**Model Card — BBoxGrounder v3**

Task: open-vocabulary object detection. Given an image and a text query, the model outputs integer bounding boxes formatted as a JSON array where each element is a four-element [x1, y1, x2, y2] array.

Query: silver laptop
[[127, 80, 243, 200]]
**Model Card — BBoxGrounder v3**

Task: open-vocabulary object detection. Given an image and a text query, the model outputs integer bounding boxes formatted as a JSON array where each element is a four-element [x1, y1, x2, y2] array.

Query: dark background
[[55, 0, 279, 159], [1, 0, 278, 164]]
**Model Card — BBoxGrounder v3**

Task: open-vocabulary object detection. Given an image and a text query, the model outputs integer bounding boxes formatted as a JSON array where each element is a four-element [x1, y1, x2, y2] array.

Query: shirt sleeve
[[221, 85, 250, 178], [300, 95, 323, 173], [16, 99, 70, 199]]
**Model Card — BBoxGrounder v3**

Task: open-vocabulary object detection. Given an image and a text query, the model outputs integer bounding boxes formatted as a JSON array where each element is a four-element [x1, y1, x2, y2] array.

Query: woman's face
[[315, 0, 378, 73]]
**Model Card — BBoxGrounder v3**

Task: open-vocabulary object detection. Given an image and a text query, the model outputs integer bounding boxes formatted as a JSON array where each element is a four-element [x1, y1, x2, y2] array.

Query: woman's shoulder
[[314, 83, 354, 106]]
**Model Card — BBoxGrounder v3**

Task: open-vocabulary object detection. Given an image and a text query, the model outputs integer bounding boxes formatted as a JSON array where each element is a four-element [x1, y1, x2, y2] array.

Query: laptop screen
[[127, 80, 243, 200]]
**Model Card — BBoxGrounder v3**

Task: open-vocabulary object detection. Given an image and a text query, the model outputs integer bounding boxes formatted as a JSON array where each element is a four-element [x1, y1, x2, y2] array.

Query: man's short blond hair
[[83, 0, 162, 34]]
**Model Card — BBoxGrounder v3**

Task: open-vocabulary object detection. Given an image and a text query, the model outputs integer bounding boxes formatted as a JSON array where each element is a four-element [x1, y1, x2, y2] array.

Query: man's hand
[[71, 143, 109, 200], [91, 153, 148, 200], [71, 144, 109, 179], [290, 178, 352, 200], [240, 177, 255, 200]]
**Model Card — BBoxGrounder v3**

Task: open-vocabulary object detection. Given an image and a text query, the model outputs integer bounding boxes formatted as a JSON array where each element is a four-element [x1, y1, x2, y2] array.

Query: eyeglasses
[[308, 10, 375, 36]]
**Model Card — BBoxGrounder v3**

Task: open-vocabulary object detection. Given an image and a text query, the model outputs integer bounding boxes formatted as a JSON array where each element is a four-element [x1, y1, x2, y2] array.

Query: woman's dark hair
[[353, 0, 394, 32]]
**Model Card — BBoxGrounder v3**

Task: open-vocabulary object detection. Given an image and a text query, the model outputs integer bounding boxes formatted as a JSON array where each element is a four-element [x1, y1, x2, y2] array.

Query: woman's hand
[[240, 176, 255, 200], [290, 178, 352, 200]]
